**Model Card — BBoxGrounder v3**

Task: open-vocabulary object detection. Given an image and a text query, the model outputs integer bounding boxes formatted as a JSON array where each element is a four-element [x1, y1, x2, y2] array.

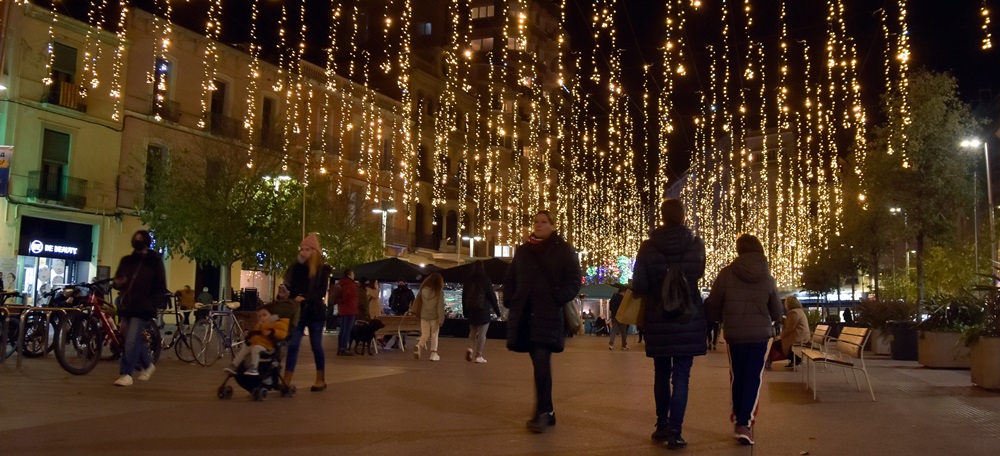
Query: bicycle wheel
[[21, 312, 57, 358], [191, 322, 221, 366], [54, 313, 103, 375], [174, 332, 196, 363], [143, 320, 163, 365]]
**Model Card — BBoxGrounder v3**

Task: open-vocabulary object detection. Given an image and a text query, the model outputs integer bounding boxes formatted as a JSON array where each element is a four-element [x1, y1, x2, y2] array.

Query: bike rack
[[3, 306, 72, 370]]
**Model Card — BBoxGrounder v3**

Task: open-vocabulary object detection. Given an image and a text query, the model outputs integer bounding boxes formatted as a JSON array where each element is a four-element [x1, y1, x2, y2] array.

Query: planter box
[[970, 337, 1000, 391], [869, 328, 891, 355], [918, 331, 970, 369]]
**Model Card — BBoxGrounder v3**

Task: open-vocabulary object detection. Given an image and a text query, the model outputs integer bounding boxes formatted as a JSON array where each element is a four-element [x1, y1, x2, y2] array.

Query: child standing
[[225, 303, 290, 376], [412, 273, 446, 361]]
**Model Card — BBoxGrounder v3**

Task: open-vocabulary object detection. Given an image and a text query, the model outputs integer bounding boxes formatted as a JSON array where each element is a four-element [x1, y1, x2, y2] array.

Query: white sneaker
[[136, 364, 156, 381], [475, 356, 488, 364], [114, 375, 133, 386], [429, 352, 440, 361]]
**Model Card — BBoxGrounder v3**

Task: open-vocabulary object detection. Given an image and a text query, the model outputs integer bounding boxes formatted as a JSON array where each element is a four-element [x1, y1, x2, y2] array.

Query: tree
[[875, 69, 977, 307]]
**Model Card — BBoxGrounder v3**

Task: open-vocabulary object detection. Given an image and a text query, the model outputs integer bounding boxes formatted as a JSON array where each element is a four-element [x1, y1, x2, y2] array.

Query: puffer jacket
[[114, 250, 169, 320], [462, 274, 500, 325], [504, 234, 582, 353], [704, 252, 783, 344], [633, 225, 708, 358], [418, 287, 446, 323]]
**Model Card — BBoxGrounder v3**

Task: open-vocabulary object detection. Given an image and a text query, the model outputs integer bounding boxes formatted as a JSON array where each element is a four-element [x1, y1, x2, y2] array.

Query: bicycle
[[53, 279, 163, 375], [159, 293, 197, 363], [190, 301, 245, 367]]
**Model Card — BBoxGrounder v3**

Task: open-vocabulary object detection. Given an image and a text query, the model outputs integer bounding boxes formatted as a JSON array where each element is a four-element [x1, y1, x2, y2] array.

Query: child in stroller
[[217, 301, 297, 401]]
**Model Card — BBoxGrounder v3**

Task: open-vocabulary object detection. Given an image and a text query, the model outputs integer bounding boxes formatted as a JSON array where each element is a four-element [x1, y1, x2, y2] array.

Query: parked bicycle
[[159, 293, 197, 363], [190, 301, 245, 367], [53, 279, 162, 375]]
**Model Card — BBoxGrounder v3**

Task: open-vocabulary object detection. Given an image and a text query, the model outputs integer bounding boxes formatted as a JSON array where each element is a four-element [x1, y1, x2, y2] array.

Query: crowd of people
[[109, 198, 813, 450]]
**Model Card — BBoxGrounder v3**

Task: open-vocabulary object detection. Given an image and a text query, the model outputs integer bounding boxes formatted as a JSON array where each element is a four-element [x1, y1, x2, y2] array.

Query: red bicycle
[[54, 279, 162, 375]]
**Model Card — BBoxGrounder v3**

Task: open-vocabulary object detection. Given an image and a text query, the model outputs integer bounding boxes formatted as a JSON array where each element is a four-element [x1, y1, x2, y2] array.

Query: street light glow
[[961, 139, 982, 148]]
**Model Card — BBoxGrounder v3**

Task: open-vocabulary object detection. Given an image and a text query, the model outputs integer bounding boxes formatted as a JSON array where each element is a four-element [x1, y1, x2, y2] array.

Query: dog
[[350, 319, 386, 355]]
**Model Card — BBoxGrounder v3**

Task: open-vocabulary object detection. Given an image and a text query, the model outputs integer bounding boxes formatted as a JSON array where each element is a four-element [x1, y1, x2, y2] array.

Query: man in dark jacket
[[608, 288, 629, 350], [633, 199, 706, 449], [389, 280, 415, 316], [112, 230, 169, 387], [463, 261, 501, 363]]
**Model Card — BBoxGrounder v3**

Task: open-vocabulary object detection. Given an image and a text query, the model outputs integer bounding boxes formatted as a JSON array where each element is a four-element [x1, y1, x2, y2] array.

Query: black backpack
[[655, 241, 694, 322], [462, 279, 485, 312]]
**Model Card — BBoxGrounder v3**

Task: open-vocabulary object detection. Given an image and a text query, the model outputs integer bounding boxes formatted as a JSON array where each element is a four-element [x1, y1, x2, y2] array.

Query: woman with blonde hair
[[283, 233, 332, 391], [412, 273, 446, 361], [776, 295, 810, 368]]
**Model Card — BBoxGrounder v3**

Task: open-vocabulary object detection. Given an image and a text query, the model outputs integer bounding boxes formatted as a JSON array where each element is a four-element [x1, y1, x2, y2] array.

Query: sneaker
[[475, 356, 488, 364], [526, 411, 556, 433], [623, 345, 630, 351], [466, 347, 474, 362], [414, 345, 422, 359], [136, 364, 156, 381], [735, 425, 754, 445], [245, 368, 259, 376], [224, 365, 238, 375], [609, 345, 614, 351], [429, 352, 440, 361], [114, 375, 133, 386]]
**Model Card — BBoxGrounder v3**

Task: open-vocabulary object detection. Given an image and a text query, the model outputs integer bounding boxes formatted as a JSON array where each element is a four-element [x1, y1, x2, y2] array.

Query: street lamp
[[372, 203, 397, 251], [461, 235, 482, 260], [962, 139, 996, 272]]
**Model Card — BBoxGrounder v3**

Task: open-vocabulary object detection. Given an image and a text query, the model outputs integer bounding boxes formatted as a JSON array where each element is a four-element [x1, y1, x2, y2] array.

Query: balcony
[[150, 98, 181, 123], [205, 112, 243, 140], [41, 81, 87, 113], [26, 171, 87, 209]]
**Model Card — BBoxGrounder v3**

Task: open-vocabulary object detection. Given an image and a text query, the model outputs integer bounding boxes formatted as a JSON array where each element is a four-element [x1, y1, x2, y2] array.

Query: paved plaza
[[3, 331, 1000, 455]]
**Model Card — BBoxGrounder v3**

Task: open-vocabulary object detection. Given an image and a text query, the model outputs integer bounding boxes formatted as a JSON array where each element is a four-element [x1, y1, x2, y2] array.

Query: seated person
[[224, 303, 290, 376], [776, 296, 810, 367]]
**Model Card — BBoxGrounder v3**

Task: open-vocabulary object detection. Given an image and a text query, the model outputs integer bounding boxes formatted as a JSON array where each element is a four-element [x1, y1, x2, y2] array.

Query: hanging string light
[[983, 0, 993, 50], [197, 0, 222, 129], [150, 0, 173, 122], [108, 0, 129, 121], [242, 0, 261, 168], [81, 0, 111, 97], [40, 1, 59, 87]]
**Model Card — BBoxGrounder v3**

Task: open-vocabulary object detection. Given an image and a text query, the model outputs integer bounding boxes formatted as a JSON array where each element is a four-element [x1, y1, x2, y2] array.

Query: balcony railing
[[41, 81, 87, 112], [26, 171, 87, 209], [150, 98, 181, 122], [206, 112, 243, 140]]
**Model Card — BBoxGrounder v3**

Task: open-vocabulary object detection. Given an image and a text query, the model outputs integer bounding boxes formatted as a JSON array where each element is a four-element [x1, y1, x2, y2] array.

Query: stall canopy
[[579, 284, 619, 300], [439, 257, 510, 284], [341, 258, 430, 283]]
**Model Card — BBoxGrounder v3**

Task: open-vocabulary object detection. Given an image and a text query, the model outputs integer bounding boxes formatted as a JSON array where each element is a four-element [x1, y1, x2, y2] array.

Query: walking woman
[[413, 273, 446, 361], [504, 210, 582, 433], [113, 230, 169, 386], [283, 233, 333, 392], [462, 260, 501, 363], [705, 234, 783, 446]]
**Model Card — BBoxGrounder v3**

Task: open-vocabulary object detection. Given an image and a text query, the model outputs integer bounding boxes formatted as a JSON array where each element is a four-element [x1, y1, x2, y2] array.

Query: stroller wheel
[[218, 385, 233, 400]]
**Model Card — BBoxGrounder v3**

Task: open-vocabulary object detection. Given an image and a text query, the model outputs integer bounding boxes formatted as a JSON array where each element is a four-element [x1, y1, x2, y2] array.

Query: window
[[507, 37, 526, 51], [470, 37, 494, 51], [260, 96, 278, 148], [210, 79, 227, 115], [51, 43, 77, 85], [380, 138, 393, 171], [152, 58, 172, 100], [471, 5, 495, 19], [40, 129, 70, 199], [416, 22, 432, 36], [144, 144, 167, 208]]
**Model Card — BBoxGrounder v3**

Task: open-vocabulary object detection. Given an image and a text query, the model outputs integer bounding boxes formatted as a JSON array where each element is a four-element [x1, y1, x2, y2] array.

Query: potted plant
[[917, 294, 983, 369], [856, 300, 917, 355], [965, 280, 1000, 390]]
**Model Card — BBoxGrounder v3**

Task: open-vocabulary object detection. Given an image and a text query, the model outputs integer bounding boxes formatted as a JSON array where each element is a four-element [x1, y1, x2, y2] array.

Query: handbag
[[564, 299, 583, 333], [768, 340, 787, 363], [615, 289, 645, 327]]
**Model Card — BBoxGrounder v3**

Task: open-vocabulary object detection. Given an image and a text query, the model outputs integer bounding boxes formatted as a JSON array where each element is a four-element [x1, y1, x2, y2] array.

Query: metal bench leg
[[862, 368, 876, 402], [398, 331, 406, 352], [811, 361, 818, 400], [852, 369, 861, 391]]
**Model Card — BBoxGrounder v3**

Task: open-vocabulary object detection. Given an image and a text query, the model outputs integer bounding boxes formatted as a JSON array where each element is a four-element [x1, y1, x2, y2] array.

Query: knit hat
[[300, 233, 321, 252]]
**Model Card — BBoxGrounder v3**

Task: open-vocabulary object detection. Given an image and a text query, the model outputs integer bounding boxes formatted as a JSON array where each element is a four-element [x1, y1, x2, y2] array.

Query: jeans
[[119, 317, 153, 376], [468, 323, 490, 358], [337, 315, 357, 352], [529, 345, 554, 413], [286, 319, 326, 373], [653, 356, 693, 432], [728, 342, 769, 427]]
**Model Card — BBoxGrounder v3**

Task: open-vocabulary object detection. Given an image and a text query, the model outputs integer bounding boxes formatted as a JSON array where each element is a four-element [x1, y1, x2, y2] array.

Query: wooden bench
[[800, 327, 876, 401], [374, 314, 422, 352], [790, 324, 831, 372]]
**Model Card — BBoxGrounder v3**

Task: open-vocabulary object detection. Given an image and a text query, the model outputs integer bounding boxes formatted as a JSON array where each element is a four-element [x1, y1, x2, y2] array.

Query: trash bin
[[888, 320, 918, 361]]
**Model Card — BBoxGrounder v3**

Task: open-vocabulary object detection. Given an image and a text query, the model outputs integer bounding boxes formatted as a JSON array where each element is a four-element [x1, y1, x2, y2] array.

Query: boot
[[311, 370, 327, 392]]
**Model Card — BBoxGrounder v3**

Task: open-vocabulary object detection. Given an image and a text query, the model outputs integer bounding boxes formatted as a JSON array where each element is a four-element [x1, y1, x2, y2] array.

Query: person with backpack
[[704, 233, 783, 446], [462, 261, 501, 363], [633, 199, 707, 450], [504, 210, 582, 434]]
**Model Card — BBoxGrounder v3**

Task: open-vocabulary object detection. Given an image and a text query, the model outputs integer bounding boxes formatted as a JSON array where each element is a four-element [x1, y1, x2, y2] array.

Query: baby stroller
[[216, 300, 298, 401]]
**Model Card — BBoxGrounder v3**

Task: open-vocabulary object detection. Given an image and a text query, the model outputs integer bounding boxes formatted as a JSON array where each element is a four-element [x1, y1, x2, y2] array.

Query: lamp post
[[372, 203, 397, 252], [962, 139, 996, 273], [461, 235, 482, 260]]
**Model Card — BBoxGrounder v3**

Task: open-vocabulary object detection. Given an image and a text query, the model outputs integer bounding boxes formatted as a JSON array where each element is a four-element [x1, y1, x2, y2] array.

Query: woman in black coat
[[462, 261, 501, 363], [504, 211, 582, 433], [112, 230, 169, 387], [283, 233, 332, 392]]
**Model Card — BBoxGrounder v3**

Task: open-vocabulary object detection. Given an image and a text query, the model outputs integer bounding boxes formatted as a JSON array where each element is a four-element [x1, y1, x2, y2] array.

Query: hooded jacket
[[504, 233, 582, 353], [418, 287, 446, 323], [704, 252, 783, 344], [633, 225, 708, 358], [337, 277, 359, 316]]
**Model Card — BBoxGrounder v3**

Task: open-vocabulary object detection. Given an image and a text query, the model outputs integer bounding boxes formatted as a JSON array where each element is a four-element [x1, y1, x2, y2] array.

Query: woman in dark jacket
[[283, 233, 332, 392], [705, 233, 783, 446], [112, 230, 169, 387], [463, 261, 501, 363], [504, 211, 582, 433]]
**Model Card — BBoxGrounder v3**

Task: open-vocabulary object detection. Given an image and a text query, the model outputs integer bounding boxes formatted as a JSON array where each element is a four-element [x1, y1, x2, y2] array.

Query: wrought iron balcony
[[205, 112, 243, 140], [26, 171, 87, 209], [41, 81, 87, 113], [150, 98, 181, 122]]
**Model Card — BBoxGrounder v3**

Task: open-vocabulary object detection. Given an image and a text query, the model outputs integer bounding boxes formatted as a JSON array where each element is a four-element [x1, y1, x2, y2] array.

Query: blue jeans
[[286, 319, 326, 373], [337, 315, 357, 352], [119, 317, 152, 376], [653, 356, 694, 432], [728, 342, 769, 427]]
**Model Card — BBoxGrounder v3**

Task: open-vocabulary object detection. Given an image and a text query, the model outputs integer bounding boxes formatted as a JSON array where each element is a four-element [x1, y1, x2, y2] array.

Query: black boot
[[526, 411, 556, 433], [666, 431, 688, 450], [651, 423, 671, 442]]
